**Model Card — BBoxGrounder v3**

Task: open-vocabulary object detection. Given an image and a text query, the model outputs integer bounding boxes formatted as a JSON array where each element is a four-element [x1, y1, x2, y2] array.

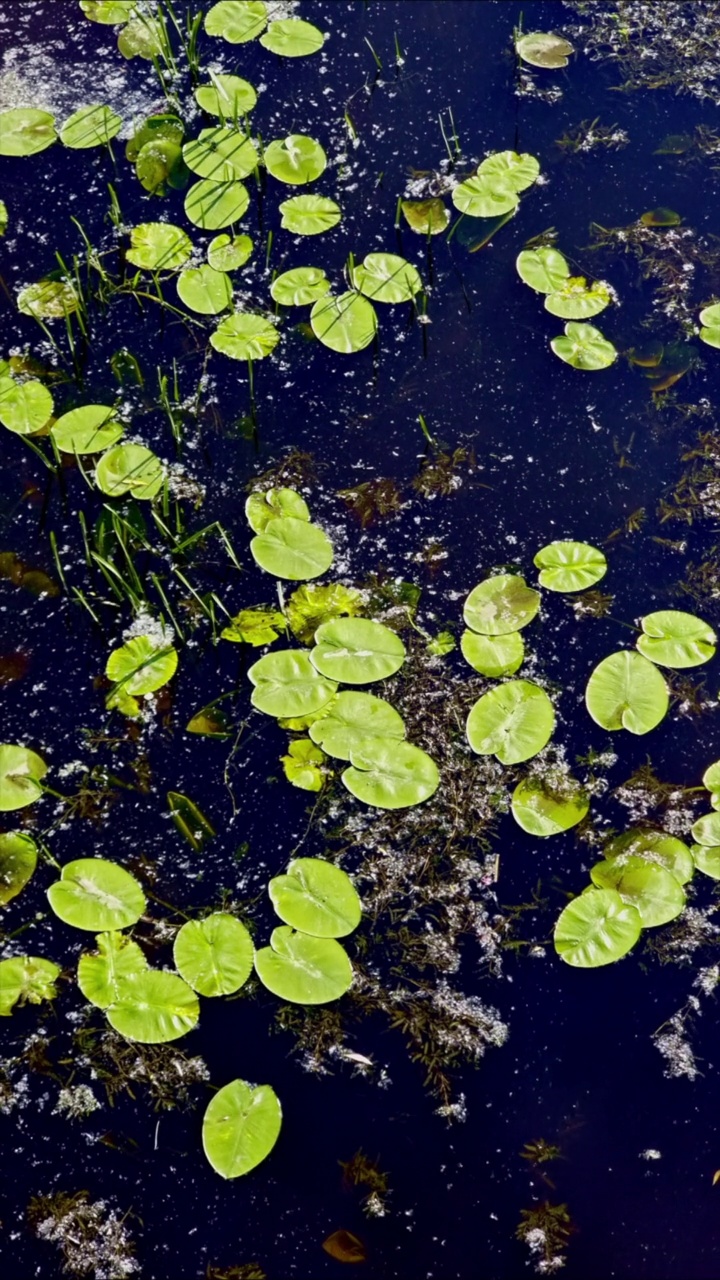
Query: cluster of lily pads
[[516, 246, 617, 370]]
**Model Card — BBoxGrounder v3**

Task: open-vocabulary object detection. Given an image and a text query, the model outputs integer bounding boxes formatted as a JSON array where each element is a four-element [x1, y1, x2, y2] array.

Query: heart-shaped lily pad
[[202, 1079, 282, 1179], [245, 487, 310, 532], [268, 858, 361, 937], [254, 926, 353, 1003], [173, 913, 254, 997], [51, 405, 124, 454], [342, 740, 439, 809], [0, 744, 47, 811], [460, 629, 524, 677], [554, 888, 641, 967], [106, 969, 199, 1043], [248, 650, 337, 718], [77, 931, 148, 1008], [47, 858, 146, 931], [279, 194, 342, 236], [264, 134, 326, 185], [309, 691, 405, 759], [533, 541, 607, 592], [251, 516, 333, 579], [585, 651, 668, 734], [0, 832, 38, 904], [210, 313, 279, 360], [95, 444, 164, 499], [590, 856, 686, 927], [635, 610, 716, 668], [310, 292, 378, 353], [467, 681, 554, 764], [464, 575, 540, 635], [310, 618, 406, 684], [511, 776, 589, 836]]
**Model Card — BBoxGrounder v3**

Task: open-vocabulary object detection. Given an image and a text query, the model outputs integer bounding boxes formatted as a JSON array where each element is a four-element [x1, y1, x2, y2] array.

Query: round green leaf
[[451, 175, 518, 218], [60, 104, 122, 148], [51, 405, 124, 454], [550, 322, 617, 370], [17, 279, 80, 319], [264, 134, 326, 185], [699, 303, 720, 329], [466, 681, 554, 765], [204, 0, 267, 43], [310, 292, 378, 353], [511, 776, 589, 836], [698, 326, 720, 349], [118, 15, 163, 59], [125, 113, 184, 161], [80, 1, 138, 20], [195, 75, 257, 118], [0, 956, 61, 1015], [692, 843, 720, 878], [185, 178, 250, 229], [692, 811, 720, 847], [106, 635, 178, 695], [636, 610, 716, 669], [604, 829, 694, 885], [269, 858, 361, 937], [207, 233, 253, 271], [544, 277, 612, 320], [460, 629, 525, 677], [309, 691, 405, 760], [0, 832, 38, 905], [703, 760, 720, 809], [534, 541, 607, 592], [270, 267, 330, 306], [183, 127, 258, 181], [173, 913, 254, 997], [401, 198, 450, 235], [0, 744, 47, 811], [476, 150, 539, 193], [590, 857, 686, 927], [342, 740, 439, 809], [210, 312, 278, 360], [254, 926, 352, 1003], [554, 888, 641, 967], [246, 487, 310, 532], [95, 443, 164, 499], [464, 574, 540, 635], [280, 194, 342, 236], [47, 858, 146, 931], [259, 17, 324, 56], [0, 379, 53, 436], [585, 651, 669, 734], [516, 31, 574, 68], [352, 253, 422, 304], [0, 108, 56, 157], [126, 222, 192, 271], [203, 1079, 282, 1179], [106, 969, 199, 1043], [311, 618, 405, 685], [177, 265, 232, 315], [77, 931, 148, 1008], [516, 247, 570, 293], [248, 650, 337, 718], [251, 517, 333, 579], [135, 138, 187, 195]]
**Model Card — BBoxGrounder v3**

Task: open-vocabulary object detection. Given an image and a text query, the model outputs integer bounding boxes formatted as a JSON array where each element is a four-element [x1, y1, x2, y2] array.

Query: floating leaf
[[279, 194, 342, 235], [352, 253, 422, 304], [692, 844, 720, 879], [259, 17, 324, 56], [248, 650, 337, 718], [322, 1231, 367, 1264], [80, 0, 138, 20], [264, 134, 326, 185], [0, 107, 56, 157], [204, 0, 267, 43], [0, 379, 53, 436], [0, 832, 38, 905], [185, 177, 250, 229], [544, 277, 612, 320], [0, 956, 60, 1016], [174, 913, 254, 996], [270, 267, 330, 306], [604, 829, 695, 885], [590, 857, 686, 927], [177, 264, 232, 315], [106, 636, 177, 696], [516, 247, 570, 293], [17, 279, 80, 319], [466, 681, 554, 765], [692, 812, 720, 847], [125, 113, 184, 161], [59, 104, 122, 149], [533, 541, 607, 592], [168, 791, 215, 852], [636, 610, 716, 669], [703, 760, 720, 809], [310, 691, 405, 760], [699, 303, 720, 351], [516, 31, 574, 69], [342, 740, 439, 809], [511, 776, 589, 836], [95, 443, 164, 499], [310, 292, 378, 353], [77, 931, 148, 1008], [47, 858, 146, 931], [183, 127, 258, 182], [186, 705, 232, 737], [287, 583, 364, 643], [464, 574, 540, 635], [550, 321, 617, 370], [311, 617, 405, 684], [126, 222, 192, 271], [221, 607, 286, 646], [281, 738, 325, 791], [207, 233, 253, 271], [269, 858, 361, 937], [202, 1079, 282, 1179], [0, 200, 7, 236], [255, 926, 353, 1003], [251, 516, 333, 579], [640, 207, 681, 228], [51, 404, 124, 454], [585, 651, 668, 734], [554, 888, 641, 968], [0, 743, 47, 811], [117, 15, 164, 58], [401, 198, 449, 235], [195, 74, 257, 118], [246, 487, 310, 532], [477, 151, 540, 193], [210, 312, 279, 360], [460, 629, 524, 677], [107, 969, 199, 1043], [452, 175, 518, 219]]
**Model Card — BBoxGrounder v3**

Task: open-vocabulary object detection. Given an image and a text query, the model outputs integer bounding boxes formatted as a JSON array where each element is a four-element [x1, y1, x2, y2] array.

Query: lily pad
[[183, 127, 258, 181], [126, 223, 192, 272], [204, 0, 267, 43], [511, 776, 589, 836], [248, 650, 337, 718], [476, 151, 540, 193], [202, 1079, 282, 1179], [106, 970, 199, 1043], [342, 740, 439, 809], [95, 444, 164, 500], [177, 265, 232, 315], [259, 17, 324, 56], [310, 292, 378, 353], [699, 303, 720, 349], [604, 829, 695, 885], [17, 279, 80, 319], [460, 629, 525, 677], [221, 607, 286, 646], [51, 405, 124, 454], [692, 844, 720, 878], [554, 888, 641, 968], [311, 618, 405, 685], [106, 635, 178, 696], [281, 738, 325, 791], [692, 811, 720, 847], [464, 574, 540, 635], [255, 925, 353, 1003], [636, 610, 716, 668], [0, 832, 38, 905], [590, 857, 686, 927], [77, 931, 148, 1008], [0, 107, 56, 157], [80, 0, 138, 20], [309, 691, 405, 760], [280, 194, 342, 235], [516, 247, 570, 293], [0, 743, 47, 811], [251, 516, 333, 580], [534, 541, 607, 592], [59, 104, 122, 149], [585, 651, 669, 734], [466, 681, 555, 765], [287, 582, 364, 643], [352, 253, 422, 304], [195, 74, 257, 118], [246, 487, 310, 532], [516, 32, 574, 69], [550, 322, 617, 370], [210, 313, 279, 360], [264, 134, 326, 185], [207, 233, 253, 271], [173, 913, 254, 997], [185, 178, 250, 229], [0, 379, 53, 436], [47, 858, 146, 931], [401, 198, 450, 235], [452, 175, 519, 219], [117, 15, 163, 59], [269, 858, 361, 937], [270, 267, 330, 307], [544, 277, 612, 320], [703, 760, 720, 809], [0, 956, 61, 1016]]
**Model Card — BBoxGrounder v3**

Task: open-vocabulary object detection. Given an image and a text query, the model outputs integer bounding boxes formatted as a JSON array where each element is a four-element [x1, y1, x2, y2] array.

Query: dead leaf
[[322, 1229, 367, 1264]]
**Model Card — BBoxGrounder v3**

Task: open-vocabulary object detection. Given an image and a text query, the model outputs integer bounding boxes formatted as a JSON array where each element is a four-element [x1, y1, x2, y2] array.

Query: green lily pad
[[533, 541, 607, 592], [554, 888, 641, 967], [251, 516, 333, 579], [342, 740, 439, 809], [310, 292, 378, 353], [185, 178, 250, 229], [700, 326, 720, 349], [0, 108, 56, 157], [106, 635, 178, 696], [80, 0, 138, 20], [0, 379, 53, 436], [173, 913, 254, 997], [203, 1079, 282, 1179], [95, 443, 164, 500], [585, 651, 669, 734], [703, 760, 720, 809], [59, 104, 122, 149], [259, 17, 324, 56], [269, 858, 361, 937], [135, 137, 187, 196], [0, 832, 38, 905], [246, 487, 310, 532], [0, 744, 47, 811], [204, 0, 267, 43], [51, 405, 124, 454], [464, 574, 540, 635], [604, 829, 695, 885], [126, 223, 192, 271], [590, 856, 686, 927], [692, 844, 720, 878], [207, 233, 253, 271], [544, 277, 612, 320], [248, 650, 337, 718], [636, 610, 716, 668], [692, 811, 720, 846], [125, 113, 184, 161], [401, 198, 450, 235], [177, 265, 232, 315], [47, 858, 146, 931], [270, 267, 330, 306], [466, 681, 555, 765], [516, 247, 570, 293], [0, 956, 61, 1016], [17, 279, 80, 319], [264, 134, 326, 185], [255, 925, 353, 1003], [210, 313, 279, 360], [106, 969, 199, 1043], [281, 738, 325, 791], [279, 194, 342, 235], [221, 607, 286, 646], [309, 691, 405, 760], [183, 127, 258, 182], [287, 582, 364, 643], [699, 302, 720, 348], [516, 31, 574, 69], [550, 322, 617, 370], [451, 175, 519, 219], [310, 618, 405, 684], [460, 629, 525, 677], [352, 253, 422, 304], [511, 776, 589, 836], [117, 15, 163, 59], [195, 74, 257, 118], [476, 151, 540, 193], [77, 931, 148, 1008]]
